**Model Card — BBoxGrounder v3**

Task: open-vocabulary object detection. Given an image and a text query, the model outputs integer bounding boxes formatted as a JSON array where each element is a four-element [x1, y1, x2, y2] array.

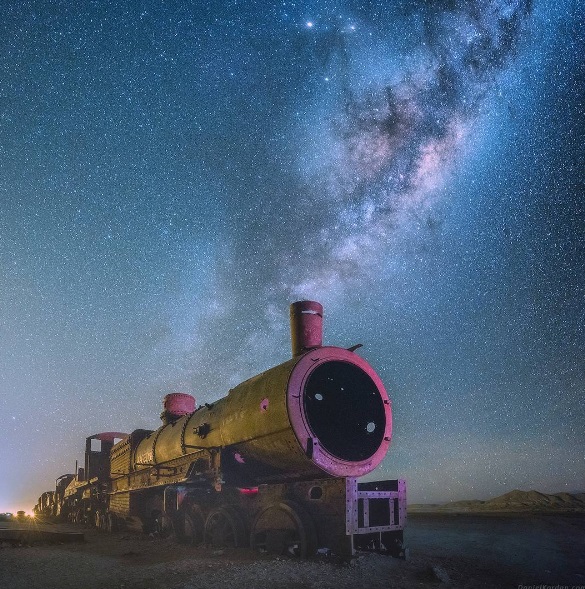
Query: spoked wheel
[[174, 506, 205, 545], [250, 500, 317, 558], [204, 507, 245, 548]]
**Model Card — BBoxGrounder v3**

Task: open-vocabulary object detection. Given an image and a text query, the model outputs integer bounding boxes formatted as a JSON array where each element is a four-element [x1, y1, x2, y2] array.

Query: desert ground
[[1, 512, 584, 589]]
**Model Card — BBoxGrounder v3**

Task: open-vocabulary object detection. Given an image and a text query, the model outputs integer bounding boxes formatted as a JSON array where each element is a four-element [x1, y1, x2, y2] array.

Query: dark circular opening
[[303, 361, 386, 461], [309, 486, 323, 500]]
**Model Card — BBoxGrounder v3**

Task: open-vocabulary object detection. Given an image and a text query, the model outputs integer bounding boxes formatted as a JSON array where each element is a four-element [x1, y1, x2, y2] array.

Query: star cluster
[[0, 0, 583, 511]]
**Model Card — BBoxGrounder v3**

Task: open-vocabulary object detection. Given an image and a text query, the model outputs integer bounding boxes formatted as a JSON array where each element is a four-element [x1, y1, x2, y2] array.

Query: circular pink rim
[[286, 347, 392, 478]]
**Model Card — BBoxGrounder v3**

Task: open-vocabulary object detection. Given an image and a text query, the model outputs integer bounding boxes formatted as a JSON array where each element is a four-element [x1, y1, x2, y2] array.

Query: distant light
[[238, 487, 259, 495], [306, 21, 314, 28]]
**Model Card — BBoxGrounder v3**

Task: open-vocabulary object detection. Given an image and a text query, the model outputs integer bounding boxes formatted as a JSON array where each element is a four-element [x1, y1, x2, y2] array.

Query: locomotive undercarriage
[[105, 461, 406, 558]]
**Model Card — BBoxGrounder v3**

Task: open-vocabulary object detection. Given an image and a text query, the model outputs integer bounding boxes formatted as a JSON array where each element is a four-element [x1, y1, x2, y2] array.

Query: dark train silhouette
[[34, 301, 406, 558]]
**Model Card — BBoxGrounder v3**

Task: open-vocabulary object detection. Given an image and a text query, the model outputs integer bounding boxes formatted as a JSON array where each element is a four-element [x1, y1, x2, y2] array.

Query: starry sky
[[0, 0, 583, 513]]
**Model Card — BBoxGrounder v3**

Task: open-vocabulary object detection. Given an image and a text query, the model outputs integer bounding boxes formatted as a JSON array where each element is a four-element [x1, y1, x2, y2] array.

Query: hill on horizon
[[409, 490, 585, 513]]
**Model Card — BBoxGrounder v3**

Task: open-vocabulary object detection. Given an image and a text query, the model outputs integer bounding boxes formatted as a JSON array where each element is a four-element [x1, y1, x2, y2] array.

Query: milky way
[[189, 0, 534, 378]]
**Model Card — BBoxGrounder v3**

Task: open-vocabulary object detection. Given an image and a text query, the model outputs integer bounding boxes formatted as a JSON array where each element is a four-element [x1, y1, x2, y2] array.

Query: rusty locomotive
[[34, 301, 406, 558]]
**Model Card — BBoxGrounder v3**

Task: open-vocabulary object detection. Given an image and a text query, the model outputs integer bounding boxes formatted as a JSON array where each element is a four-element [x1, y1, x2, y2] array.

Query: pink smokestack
[[161, 393, 196, 424], [290, 300, 323, 356]]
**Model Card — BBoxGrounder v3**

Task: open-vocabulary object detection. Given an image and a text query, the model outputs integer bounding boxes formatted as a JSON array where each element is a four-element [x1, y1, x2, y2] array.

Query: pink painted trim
[[90, 432, 129, 442], [286, 347, 392, 478]]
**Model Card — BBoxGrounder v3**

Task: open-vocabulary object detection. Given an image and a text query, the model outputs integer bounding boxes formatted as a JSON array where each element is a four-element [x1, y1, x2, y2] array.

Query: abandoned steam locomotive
[[34, 301, 406, 557]]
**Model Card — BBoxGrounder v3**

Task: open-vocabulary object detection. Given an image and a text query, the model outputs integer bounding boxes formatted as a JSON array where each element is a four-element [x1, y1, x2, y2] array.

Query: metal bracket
[[345, 478, 407, 535]]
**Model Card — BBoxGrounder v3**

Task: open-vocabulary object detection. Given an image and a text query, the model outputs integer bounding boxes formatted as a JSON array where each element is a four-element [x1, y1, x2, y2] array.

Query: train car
[[101, 301, 406, 558], [33, 491, 55, 517], [61, 432, 127, 524], [53, 473, 75, 517]]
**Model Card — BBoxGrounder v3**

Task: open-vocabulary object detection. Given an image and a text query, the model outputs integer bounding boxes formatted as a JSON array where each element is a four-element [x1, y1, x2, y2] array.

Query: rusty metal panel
[[136, 356, 310, 483], [110, 439, 132, 477], [134, 431, 157, 467], [150, 420, 185, 464], [109, 491, 130, 516]]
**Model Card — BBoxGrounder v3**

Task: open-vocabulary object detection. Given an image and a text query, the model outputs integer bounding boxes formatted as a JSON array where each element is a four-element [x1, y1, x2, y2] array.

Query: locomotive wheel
[[174, 506, 205, 545], [250, 500, 317, 558], [204, 507, 245, 549]]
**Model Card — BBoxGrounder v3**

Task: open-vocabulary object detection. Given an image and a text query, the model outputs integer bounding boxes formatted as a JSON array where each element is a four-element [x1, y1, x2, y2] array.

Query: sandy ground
[[1, 513, 584, 589]]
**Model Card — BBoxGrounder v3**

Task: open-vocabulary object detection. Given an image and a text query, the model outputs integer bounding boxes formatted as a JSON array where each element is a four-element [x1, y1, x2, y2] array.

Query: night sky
[[1, 0, 583, 513]]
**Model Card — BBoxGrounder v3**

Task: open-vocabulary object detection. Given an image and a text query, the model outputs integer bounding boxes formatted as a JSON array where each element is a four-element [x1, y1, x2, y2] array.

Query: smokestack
[[290, 300, 323, 356], [161, 393, 196, 425]]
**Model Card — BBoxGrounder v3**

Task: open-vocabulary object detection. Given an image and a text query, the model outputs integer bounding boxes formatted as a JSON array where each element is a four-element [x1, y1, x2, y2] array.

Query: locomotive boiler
[[41, 301, 406, 558]]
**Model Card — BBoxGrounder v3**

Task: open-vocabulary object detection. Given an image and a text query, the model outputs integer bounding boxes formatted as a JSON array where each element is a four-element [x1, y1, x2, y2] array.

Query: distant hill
[[409, 490, 585, 513]]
